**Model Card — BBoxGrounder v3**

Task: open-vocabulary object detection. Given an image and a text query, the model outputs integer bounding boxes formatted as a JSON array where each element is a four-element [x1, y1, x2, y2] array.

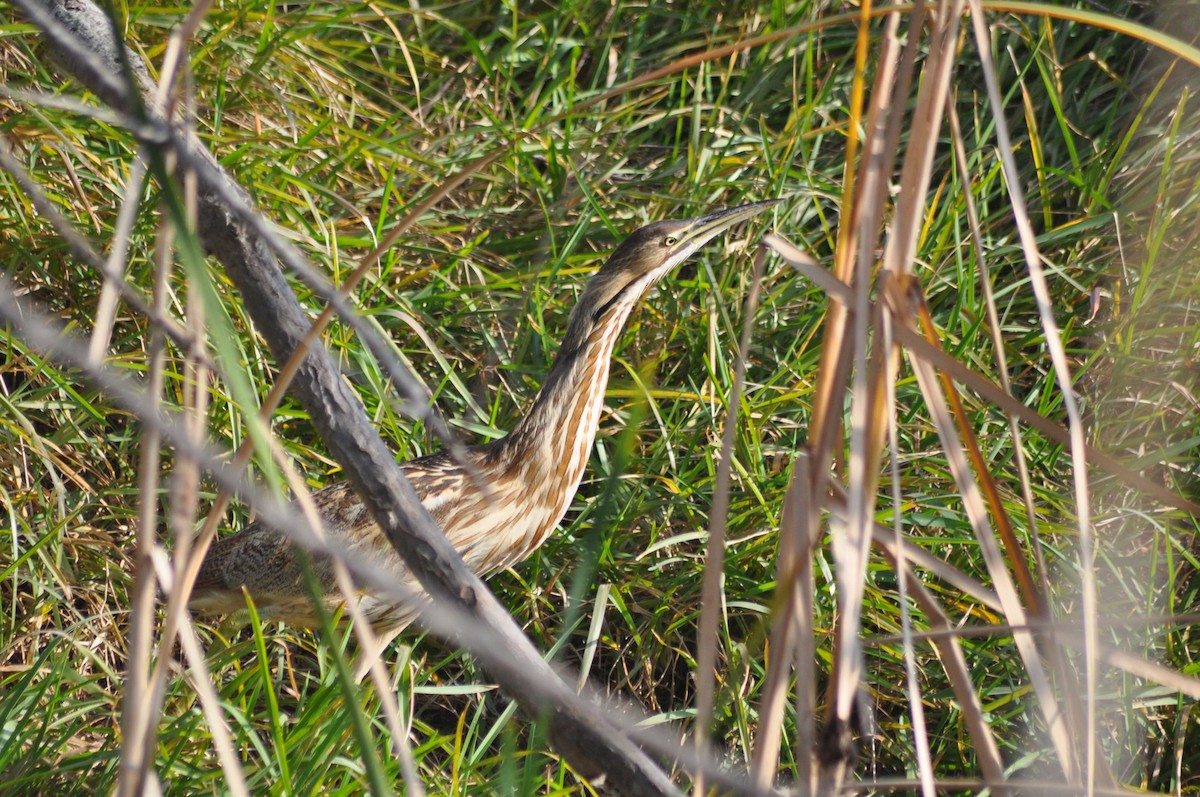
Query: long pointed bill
[[672, 198, 783, 256]]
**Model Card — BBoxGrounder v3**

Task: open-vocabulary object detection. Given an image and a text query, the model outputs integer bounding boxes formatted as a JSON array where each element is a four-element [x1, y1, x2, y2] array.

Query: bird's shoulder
[[400, 444, 498, 507]]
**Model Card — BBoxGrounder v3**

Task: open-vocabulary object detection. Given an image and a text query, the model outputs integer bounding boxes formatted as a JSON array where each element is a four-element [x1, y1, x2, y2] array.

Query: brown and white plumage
[[188, 200, 779, 634]]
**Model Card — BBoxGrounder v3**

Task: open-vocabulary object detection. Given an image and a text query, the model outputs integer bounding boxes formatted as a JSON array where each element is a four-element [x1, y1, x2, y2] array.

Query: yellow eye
[[663, 235, 678, 246]]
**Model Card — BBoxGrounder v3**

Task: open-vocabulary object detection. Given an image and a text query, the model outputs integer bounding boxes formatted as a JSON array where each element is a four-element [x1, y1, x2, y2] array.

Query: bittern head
[[579, 198, 781, 326]]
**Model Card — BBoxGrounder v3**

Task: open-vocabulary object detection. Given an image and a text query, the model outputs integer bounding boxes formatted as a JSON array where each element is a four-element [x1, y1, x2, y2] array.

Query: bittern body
[[189, 200, 779, 633]]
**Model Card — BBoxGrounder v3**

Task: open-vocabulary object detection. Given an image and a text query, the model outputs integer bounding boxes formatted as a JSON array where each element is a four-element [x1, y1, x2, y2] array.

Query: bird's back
[[188, 444, 568, 629]]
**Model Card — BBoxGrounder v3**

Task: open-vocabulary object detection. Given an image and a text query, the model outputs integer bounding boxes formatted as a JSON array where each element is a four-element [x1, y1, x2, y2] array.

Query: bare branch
[[5, 1, 762, 793]]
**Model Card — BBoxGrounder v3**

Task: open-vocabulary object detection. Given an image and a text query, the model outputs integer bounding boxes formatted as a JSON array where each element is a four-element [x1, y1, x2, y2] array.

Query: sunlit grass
[[2, 0, 1199, 793]]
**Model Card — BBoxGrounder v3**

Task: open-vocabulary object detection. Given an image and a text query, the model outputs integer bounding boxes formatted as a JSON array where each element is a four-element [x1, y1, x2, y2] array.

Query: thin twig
[[693, 245, 770, 797]]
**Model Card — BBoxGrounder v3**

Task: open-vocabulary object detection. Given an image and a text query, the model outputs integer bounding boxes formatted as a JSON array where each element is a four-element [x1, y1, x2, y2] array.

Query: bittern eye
[[663, 235, 678, 247]]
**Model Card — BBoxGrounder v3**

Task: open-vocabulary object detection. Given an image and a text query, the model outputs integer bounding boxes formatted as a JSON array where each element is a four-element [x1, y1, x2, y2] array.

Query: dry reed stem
[[118, 17, 216, 787], [270, 439, 423, 791], [890, 274, 1078, 782], [750, 453, 819, 790], [945, 98, 1053, 593], [86, 157, 147, 364], [790, 454, 818, 795], [868, 530, 1008, 784], [967, 1, 1104, 787], [116, 171, 171, 797], [693, 245, 769, 797], [828, 4, 903, 767], [881, 304, 936, 797]]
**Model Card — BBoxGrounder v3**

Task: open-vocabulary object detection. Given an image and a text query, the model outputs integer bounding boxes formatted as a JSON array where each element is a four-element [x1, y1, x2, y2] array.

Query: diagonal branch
[[8, 1, 692, 793]]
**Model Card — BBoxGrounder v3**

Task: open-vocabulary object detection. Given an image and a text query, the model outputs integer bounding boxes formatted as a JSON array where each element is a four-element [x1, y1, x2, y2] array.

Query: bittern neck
[[499, 282, 646, 493]]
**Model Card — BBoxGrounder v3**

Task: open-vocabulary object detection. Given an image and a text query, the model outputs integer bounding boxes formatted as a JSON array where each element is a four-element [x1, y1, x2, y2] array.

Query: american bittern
[[189, 199, 779, 636]]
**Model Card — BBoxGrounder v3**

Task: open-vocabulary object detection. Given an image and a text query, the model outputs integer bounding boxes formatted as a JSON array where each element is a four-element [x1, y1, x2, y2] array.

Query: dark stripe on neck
[[592, 285, 630, 323]]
